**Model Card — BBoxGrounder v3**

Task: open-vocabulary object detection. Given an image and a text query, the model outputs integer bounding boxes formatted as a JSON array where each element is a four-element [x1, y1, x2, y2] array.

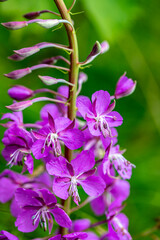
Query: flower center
[[32, 205, 50, 231], [8, 148, 31, 167], [69, 176, 81, 204], [94, 116, 111, 137], [42, 132, 61, 156]]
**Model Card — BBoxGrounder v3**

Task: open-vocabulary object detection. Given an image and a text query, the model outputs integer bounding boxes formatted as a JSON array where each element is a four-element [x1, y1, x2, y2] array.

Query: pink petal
[[71, 150, 95, 176], [79, 175, 105, 197], [91, 90, 110, 115]]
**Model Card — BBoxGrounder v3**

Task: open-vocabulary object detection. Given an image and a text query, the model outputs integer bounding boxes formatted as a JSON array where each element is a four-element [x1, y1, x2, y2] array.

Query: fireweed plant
[[0, 0, 137, 239]]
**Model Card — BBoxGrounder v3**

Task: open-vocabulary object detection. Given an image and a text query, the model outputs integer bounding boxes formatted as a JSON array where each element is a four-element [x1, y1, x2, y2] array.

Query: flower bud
[[115, 73, 136, 99], [81, 41, 101, 65], [4, 67, 31, 79], [101, 41, 110, 53], [8, 85, 34, 100], [39, 75, 74, 86], [23, 11, 41, 20], [36, 19, 61, 29], [36, 19, 73, 29], [8, 54, 25, 61], [14, 46, 40, 57], [1, 21, 28, 30], [6, 100, 33, 111]]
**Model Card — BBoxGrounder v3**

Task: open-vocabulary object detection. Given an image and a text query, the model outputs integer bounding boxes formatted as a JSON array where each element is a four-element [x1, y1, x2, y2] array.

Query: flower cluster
[[0, 0, 136, 239]]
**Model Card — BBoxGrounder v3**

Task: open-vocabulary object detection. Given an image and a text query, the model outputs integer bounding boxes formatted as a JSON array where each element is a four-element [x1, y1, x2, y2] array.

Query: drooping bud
[[14, 46, 40, 57], [115, 72, 136, 99], [41, 57, 58, 65], [8, 54, 25, 61], [101, 41, 110, 54], [6, 100, 33, 111], [4, 67, 31, 79], [23, 11, 41, 20], [8, 85, 34, 100], [81, 41, 101, 65], [1, 21, 28, 30], [38, 75, 74, 86]]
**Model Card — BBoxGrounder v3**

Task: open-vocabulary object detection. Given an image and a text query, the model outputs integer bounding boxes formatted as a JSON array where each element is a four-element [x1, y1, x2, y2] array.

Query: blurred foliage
[[0, 0, 160, 239]]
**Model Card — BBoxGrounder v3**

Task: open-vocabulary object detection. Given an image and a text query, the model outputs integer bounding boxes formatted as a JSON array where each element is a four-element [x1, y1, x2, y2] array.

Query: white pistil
[[69, 176, 81, 203]]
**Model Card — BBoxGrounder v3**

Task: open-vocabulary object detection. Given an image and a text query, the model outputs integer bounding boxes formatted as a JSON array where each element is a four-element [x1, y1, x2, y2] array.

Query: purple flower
[[77, 90, 123, 138], [49, 232, 88, 240], [1, 111, 23, 128], [0, 169, 52, 217], [114, 73, 136, 99], [103, 142, 135, 179], [0, 230, 19, 240], [46, 150, 105, 205], [2, 125, 34, 173], [15, 188, 72, 233], [32, 113, 84, 158]]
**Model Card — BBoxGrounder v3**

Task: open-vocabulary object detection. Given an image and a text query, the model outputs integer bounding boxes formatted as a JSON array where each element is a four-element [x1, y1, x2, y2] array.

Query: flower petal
[[91, 90, 110, 116], [79, 175, 105, 197], [76, 96, 93, 118], [50, 207, 72, 228], [52, 178, 70, 200], [71, 150, 95, 176], [46, 156, 70, 177]]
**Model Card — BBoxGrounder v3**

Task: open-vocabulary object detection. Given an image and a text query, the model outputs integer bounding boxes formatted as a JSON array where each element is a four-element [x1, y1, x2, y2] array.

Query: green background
[[0, 0, 160, 239]]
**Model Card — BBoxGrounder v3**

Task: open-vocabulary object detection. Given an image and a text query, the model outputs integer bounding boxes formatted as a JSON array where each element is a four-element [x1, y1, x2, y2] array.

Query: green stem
[[53, 0, 79, 235]]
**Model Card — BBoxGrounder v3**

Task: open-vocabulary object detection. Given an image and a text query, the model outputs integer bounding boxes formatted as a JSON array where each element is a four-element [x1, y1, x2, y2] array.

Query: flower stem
[[54, 0, 79, 235]]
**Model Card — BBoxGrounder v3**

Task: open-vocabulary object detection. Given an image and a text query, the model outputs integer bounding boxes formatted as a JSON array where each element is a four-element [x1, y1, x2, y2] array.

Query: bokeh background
[[0, 0, 160, 239]]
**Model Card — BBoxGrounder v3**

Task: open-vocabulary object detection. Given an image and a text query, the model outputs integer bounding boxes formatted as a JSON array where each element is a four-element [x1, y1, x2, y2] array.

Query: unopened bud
[[8, 54, 25, 61], [4, 67, 31, 79], [100, 41, 109, 54], [1, 21, 28, 30], [36, 19, 73, 29], [6, 100, 33, 111], [14, 46, 40, 57], [115, 73, 136, 99], [39, 75, 74, 86], [23, 11, 41, 20], [8, 85, 34, 100], [36, 19, 60, 29], [81, 41, 101, 65]]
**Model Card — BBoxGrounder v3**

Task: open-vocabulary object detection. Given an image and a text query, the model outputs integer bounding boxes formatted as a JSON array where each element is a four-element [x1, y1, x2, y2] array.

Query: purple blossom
[[46, 150, 105, 205], [1, 111, 23, 128], [103, 141, 136, 179], [77, 90, 123, 138], [0, 230, 19, 240], [114, 73, 136, 99], [32, 113, 84, 158], [0, 169, 52, 217], [15, 188, 72, 233], [2, 125, 34, 173]]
